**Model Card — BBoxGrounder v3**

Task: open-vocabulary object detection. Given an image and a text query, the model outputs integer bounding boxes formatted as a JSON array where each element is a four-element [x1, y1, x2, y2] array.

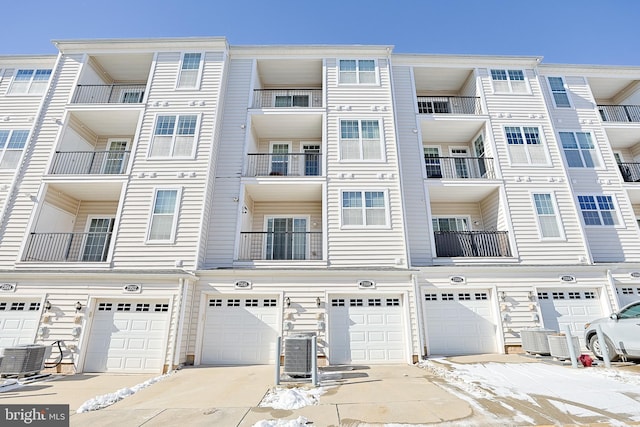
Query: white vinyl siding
[[548, 77, 571, 108], [6, 68, 51, 95], [559, 131, 599, 168], [533, 193, 562, 238], [341, 190, 388, 227], [504, 126, 547, 165], [340, 119, 382, 161], [578, 195, 619, 227], [490, 69, 528, 94], [147, 189, 181, 242], [176, 53, 203, 89], [149, 114, 199, 158], [0, 129, 29, 169], [339, 59, 376, 84]]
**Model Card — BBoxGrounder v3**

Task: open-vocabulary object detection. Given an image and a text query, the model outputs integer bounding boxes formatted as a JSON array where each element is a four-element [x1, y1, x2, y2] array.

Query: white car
[[584, 301, 640, 360]]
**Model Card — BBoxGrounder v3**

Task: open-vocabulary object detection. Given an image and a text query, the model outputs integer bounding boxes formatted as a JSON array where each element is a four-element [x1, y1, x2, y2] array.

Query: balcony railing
[[252, 89, 322, 108], [619, 162, 640, 182], [50, 151, 131, 175], [245, 153, 322, 177], [417, 96, 482, 115], [434, 231, 511, 257], [598, 105, 640, 123], [71, 84, 146, 104], [238, 232, 322, 261], [22, 232, 112, 262], [425, 156, 495, 179]]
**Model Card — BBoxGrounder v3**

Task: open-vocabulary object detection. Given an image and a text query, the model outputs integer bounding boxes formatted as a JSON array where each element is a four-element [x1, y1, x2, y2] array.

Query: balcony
[[22, 232, 112, 262], [238, 232, 322, 261], [50, 151, 131, 175], [245, 153, 322, 177], [71, 84, 146, 104], [619, 162, 640, 183], [434, 231, 511, 257], [598, 105, 640, 123], [425, 156, 495, 179], [252, 89, 322, 108], [417, 96, 481, 115]]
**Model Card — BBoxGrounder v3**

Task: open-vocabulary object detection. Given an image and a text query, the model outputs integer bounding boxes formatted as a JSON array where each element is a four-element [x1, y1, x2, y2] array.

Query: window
[[176, 53, 202, 89], [149, 114, 198, 158], [340, 119, 382, 160], [339, 60, 376, 84], [7, 69, 51, 95], [548, 77, 571, 108], [578, 195, 618, 226], [274, 94, 309, 107], [559, 132, 599, 168], [0, 129, 29, 169], [504, 126, 547, 164], [432, 217, 469, 232], [533, 193, 562, 238], [424, 147, 442, 178], [341, 190, 387, 227], [490, 69, 527, 93], [148, 189, 180, 242]]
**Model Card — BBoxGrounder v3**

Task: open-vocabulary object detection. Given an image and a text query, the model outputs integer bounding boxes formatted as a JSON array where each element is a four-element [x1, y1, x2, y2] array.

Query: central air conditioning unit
[[283, 334, 314, 378], [547, 334, 580, 360], [521, 328, 556, 355], [0, 345, 52, 377]]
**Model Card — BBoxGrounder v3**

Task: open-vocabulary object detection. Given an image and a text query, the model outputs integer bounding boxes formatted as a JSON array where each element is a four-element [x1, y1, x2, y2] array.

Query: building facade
[[0, 38, 639, 373]]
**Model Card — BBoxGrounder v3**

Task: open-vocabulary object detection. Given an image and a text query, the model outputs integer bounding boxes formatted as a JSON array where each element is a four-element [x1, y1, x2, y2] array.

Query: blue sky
[[3, 0, 640, 65]]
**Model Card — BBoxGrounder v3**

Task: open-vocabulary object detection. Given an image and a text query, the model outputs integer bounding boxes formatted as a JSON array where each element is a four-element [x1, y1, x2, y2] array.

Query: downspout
[[412, 273, 427, 360], [171, 278, 189, 369]]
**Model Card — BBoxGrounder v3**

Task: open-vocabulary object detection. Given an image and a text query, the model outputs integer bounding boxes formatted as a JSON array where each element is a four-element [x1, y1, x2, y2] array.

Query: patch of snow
[[0, 379, 23, 393], [76, 372, 172, 413], [252, 416, 310, 427], [259, 386, 325, 410]]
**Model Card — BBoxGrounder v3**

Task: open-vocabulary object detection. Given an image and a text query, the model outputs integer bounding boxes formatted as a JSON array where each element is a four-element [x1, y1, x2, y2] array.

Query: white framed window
[[424, 146, 442, 178], [176, 53, 203, 89], [340, 119, 383, 161], [490, 69, 528, 94], [504, 126, 548, 165], [577, 195, 619, 227], [341, 190, 388, 227], [547, 77, 571, 108], [339, 59, 377, 84], [432, 217, 470, 232], [559, 131, 599, 168], [264, 216, 309, 260], [0, 129, 29, 169], [147, 188, 181, 242], [149, 114, 199, 158], [7, 69, 51, 95], [532, 193, 563, 239]]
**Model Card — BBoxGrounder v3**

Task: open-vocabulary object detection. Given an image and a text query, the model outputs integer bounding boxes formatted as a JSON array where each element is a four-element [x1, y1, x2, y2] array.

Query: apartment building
[[0, 37, 639, 374]]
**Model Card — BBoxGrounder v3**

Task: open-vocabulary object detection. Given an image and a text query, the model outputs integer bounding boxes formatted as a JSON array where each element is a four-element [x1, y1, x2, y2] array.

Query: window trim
[[263, 215, 311, 260], [338, 118, 385, 162], [576, 193, 623, 228], [146, 187, 182, 244], [558, 130, 601, 169], [0, 129, 30, 170], [6, 68, 52, 96], [339, 189, 390, 229], [489, 68, 530, 94], [175, 52, 204, 90], [338, 59, 379, 85], [503, 125, 550, 166], [423, 145, 442, 178], [547, 76, 573, 109], [530, 191, 565, 240], [147, 113, 201, 159]]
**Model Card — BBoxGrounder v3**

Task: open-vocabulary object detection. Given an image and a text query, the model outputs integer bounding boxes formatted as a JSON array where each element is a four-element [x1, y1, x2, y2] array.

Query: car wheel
[[589, 334, 619, 361]]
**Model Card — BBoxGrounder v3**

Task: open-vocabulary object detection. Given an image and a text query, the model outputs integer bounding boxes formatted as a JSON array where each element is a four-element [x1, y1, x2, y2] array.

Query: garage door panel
[[0, 300, 42, 348]]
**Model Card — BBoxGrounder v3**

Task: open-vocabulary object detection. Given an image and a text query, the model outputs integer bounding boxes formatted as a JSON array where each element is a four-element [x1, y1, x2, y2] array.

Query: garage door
[[617, 286, 640, 307], [423, 290, 497, 355], [201, 296, 279, 365], [328, 296, 405, 364], [0, 300, 41, 348], [84, 300, 170, 373], [538, 289, 603, 347]]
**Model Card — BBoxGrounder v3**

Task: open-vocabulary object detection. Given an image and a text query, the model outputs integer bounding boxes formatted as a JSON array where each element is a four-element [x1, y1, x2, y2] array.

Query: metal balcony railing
[[619, 162, 640, 182], [238, 232, 322, 261], [245, 153, 322, 177], [424, 156, 495, 179], [71, 84, 146, 104], [434, 231, 511, 257], [598, 105, 640, 123], [417, 96, 482, 115], [50, 151, 131, 175], [22, 232, 112, 262], [252, 89, 322, 108]]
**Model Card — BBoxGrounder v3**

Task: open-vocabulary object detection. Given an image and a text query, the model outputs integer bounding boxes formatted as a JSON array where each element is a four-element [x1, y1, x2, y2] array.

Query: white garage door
[[538, 289, 603, 347], [328, 295, 405, 364], [201, 296, 279, 365], [84, 300, 170, 373], [0, 300, 41, 349], [617, 286, 640, 307], [423, 290, 497, 355]]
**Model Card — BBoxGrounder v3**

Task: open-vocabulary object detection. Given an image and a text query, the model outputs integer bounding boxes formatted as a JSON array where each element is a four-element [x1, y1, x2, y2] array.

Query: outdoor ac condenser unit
[[521, 328, 556, 355], [547, 334, 580, 360], [283, 334, 314, 377], [0, 345, 52, 376]]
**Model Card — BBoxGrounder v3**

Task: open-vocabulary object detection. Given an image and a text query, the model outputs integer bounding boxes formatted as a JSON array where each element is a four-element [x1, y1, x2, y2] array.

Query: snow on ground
[[252, 416, 311, 427], [76, 372, 172, 413], [258, 386, 325, 410], [0, 379, 24, 393], [421, 359, 640, 422]]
